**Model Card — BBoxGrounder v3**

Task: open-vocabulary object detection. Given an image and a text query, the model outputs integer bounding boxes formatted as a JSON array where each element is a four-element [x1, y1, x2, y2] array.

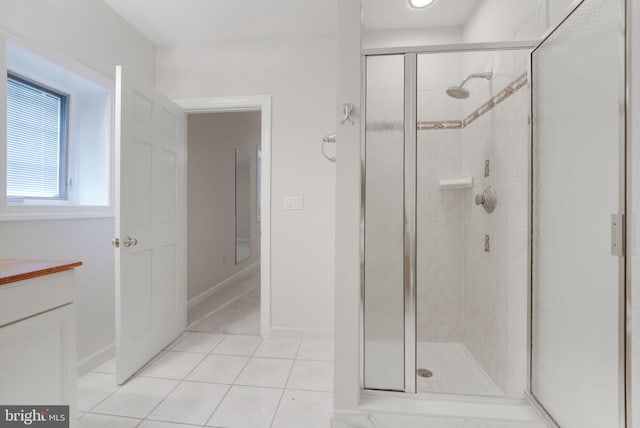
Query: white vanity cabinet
[[0, 260, 81, 426]]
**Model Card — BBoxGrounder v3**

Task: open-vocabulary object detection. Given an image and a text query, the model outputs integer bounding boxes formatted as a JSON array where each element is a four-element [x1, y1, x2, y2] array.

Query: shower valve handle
[[475, 186, 497, 213]]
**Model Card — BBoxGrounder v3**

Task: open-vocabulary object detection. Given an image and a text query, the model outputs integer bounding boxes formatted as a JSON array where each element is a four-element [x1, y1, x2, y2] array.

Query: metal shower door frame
[[360, 40, 538, 395]]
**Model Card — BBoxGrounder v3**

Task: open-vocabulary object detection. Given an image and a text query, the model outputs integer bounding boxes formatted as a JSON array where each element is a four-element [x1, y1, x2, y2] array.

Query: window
[[7, 74, 69, 201], [1, 38, 113, 219]]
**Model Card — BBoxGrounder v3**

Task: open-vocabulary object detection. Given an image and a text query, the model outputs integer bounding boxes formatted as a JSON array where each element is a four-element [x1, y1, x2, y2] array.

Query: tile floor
[[416, 342, 503, 396], [78, 333, 334, 428]]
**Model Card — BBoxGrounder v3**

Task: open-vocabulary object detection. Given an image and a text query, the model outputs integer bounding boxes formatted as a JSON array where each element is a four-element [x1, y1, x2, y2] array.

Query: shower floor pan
[[416, 342, 503, 396]]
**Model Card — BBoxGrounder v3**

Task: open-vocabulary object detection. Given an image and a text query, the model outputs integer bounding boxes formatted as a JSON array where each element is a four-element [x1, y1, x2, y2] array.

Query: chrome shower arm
[[459, 71, 494, 88]]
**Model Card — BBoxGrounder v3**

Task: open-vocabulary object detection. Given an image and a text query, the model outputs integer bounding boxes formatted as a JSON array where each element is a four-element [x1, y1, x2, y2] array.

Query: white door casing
[[114, 65, 187, 384], [175, 95, 272, 338]]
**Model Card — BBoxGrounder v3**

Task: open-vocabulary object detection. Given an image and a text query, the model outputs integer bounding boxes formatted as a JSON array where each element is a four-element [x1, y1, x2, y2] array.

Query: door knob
[[122, 236, 138, 247]]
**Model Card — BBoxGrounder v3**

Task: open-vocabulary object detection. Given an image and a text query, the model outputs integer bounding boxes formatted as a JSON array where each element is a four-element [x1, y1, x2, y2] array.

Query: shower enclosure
[[360, 0, 628, 426], [363, 46, 531, 397]]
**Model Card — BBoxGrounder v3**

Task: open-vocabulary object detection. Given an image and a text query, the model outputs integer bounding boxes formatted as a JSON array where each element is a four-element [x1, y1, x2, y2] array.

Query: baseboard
[[268, 327, 334, 341], [187, 261, 260, 310], [77, 342, 115, 377]]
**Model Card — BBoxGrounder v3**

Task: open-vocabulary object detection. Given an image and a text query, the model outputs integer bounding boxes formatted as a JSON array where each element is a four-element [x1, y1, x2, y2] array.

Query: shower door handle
[[611, 214, 624, 257]]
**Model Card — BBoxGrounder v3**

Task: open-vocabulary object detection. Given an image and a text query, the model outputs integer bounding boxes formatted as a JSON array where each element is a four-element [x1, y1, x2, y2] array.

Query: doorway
[[177, 96, 272, 338], [186, 111, 261, 335]]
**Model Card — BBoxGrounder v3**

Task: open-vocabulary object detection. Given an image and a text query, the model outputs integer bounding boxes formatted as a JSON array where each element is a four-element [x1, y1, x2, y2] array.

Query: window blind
[[7, 75, 66, 199]]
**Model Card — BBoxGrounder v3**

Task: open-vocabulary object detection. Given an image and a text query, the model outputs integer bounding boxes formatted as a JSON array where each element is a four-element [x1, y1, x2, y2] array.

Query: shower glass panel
[[363, 54, 405, 391], [531, 0, 625, 426], [415, 49, 529, 397]]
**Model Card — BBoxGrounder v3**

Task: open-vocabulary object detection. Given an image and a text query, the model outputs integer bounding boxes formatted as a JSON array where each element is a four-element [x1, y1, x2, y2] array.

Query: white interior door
[[114, 65, 187, 384]]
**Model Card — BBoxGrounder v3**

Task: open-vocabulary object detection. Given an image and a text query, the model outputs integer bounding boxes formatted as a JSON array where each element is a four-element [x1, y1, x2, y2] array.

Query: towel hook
[[322, 133, 336, 163], [340, 103, 355, 125]]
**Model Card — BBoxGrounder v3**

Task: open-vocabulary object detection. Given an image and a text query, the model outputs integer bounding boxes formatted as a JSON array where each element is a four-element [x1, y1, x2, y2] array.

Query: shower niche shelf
[[439, 177, 473, 190]]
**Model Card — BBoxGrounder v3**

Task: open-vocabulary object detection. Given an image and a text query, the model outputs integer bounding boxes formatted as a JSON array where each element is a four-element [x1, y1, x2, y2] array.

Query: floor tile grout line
[[267, 388, 286, 428], [180, 343, 221, 380], [82, 412, 143, 421], [80, 351, 171, 415], [142, 346, 232, 426], [207, 334, 262, 357], [202, 334, 262, 427], [140, 417, 204, 427], [136, 375, 234, 385], [201, 384, 233, 427], [166, 331, 193, 351], [171, 333, 227, 354], [82, 411, 145, 428], [80, 374, 124, 415], [268, 341, 301, 428], [136, 379, 184, 421]]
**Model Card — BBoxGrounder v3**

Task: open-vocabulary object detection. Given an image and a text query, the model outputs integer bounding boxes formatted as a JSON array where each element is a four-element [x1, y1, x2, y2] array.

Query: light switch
[[284, 196, 304, 210]]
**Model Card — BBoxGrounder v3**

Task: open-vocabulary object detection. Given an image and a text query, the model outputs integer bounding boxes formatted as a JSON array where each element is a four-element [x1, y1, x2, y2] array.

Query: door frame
[[176, 95, 272, 338]]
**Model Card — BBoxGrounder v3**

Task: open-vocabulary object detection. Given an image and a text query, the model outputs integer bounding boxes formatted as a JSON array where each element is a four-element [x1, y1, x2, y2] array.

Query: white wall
[[187, 112, 261, 301], [0, 0, 155, 83], [0, 0, 156, 372], [157, 35, 337, 338], [363, 27, 462, 50], [463, 0, 575, 43], [334, 0, 362, 409]]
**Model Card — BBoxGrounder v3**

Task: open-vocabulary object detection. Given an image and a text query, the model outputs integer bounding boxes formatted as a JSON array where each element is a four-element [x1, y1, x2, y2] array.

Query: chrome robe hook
[[340, 103, 355, 125]]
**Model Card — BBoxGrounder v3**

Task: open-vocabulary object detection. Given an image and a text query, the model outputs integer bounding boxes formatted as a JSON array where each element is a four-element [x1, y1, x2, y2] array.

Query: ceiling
[[101, 0, 338, 45], [362, 0, 483, 31], [102, 0, 483, 46]]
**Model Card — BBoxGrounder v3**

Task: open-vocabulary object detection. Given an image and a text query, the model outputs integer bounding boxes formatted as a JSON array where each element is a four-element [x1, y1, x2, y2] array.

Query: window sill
[[0, 205, 114, 221]]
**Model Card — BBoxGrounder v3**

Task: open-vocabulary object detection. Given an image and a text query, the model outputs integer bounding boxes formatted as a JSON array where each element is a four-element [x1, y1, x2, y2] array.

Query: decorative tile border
[[462, 72, 528, 128], [417, 120, 464, 130], [365, 72, 528, 132]]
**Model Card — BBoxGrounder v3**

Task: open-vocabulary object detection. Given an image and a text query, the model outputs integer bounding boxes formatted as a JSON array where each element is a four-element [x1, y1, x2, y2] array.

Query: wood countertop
[[0, 259, 83, 286]]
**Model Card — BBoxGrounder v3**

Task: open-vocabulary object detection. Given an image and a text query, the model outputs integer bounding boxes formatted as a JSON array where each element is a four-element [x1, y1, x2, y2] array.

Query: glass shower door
[[531, 0, 625, 426], [363, 54, 406, 391]]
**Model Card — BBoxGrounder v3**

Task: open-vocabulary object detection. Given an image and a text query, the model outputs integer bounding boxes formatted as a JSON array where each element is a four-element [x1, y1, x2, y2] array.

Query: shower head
[[445, 71, 493, 99], [445, 86, 470, 99]]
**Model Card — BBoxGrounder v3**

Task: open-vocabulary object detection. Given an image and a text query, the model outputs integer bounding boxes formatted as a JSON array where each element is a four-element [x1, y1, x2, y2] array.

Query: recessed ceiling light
[[408, 0, 437, 9]]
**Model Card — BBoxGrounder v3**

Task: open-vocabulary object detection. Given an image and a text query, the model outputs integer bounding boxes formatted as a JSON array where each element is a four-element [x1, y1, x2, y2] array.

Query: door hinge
[[611, 214, 625, 257]]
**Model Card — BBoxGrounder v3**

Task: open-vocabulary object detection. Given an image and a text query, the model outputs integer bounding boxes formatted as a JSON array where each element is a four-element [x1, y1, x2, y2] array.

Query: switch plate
[[284, 196, 304, 210]]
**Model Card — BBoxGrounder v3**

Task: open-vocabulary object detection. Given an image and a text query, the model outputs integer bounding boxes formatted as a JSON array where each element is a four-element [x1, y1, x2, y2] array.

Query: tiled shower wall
[[415, 50, 529, 396], [460, 76, 529, 396], [417, 128, 464, 342], [416, 54, 465, 343]]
